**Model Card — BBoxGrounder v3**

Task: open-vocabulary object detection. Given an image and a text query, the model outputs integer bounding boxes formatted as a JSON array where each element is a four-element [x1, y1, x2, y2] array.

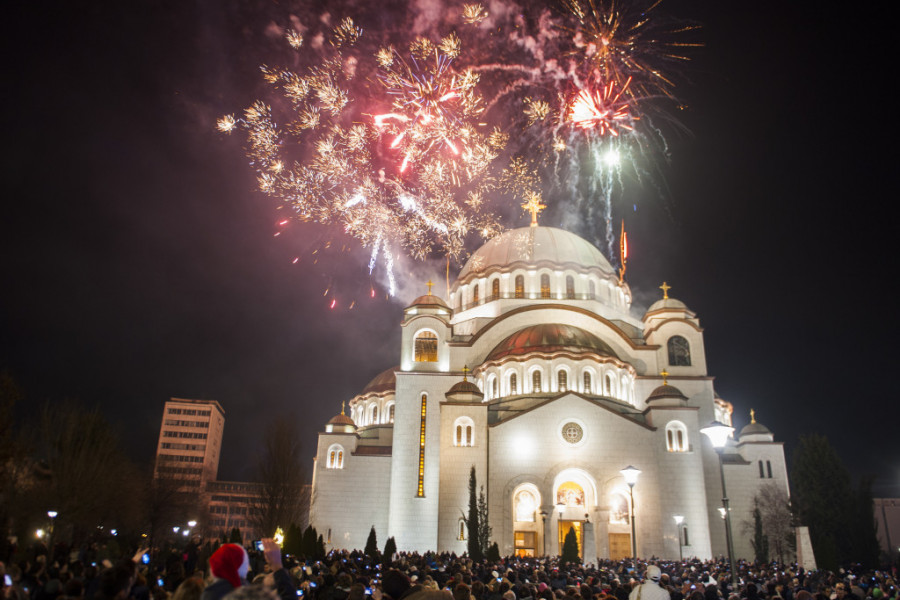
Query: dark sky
[[3, 0, 897, 495]]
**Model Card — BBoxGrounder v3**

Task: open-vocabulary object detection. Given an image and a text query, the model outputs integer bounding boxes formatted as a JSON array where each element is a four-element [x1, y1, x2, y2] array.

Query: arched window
[[667, 335, 692, 366], [583, 371, 592, 394], [326, 444, 345, 469], [491, 278, 500, 300], [388, 404, 395, 423], [509, 373, 518, 395], [532, 370, 542, 393], [540, 274, 551, 298], [589, 280, 596, 299], [454, 417, 475, 447], [766, 460, 773, 478], [490, 376, 498, 399], [566, 275, 575, 299], [472, 283, 479, 305], [371, 406, 379, 425], [514, 486, 540, 522], [515, 275, 524, 298], [414, 330, 438, 362], [758, 460, 765, 478], [666, 421, 688, 452], [456, 293, 462, 312], [558, 369, 568, 392], [606, 373, 615, 398], [609, 492, 629, 524]]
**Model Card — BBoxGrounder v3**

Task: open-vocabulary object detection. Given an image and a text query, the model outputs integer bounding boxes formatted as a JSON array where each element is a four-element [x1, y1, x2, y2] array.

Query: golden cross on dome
[[426, 280, 434, 295], [341, 400, 346, 416], [661, 369, 669, 385], [522, 193, 546, 227], [659, 281, 671, 299], [462, 365, 470, 382], [750, 408, 756, 424]]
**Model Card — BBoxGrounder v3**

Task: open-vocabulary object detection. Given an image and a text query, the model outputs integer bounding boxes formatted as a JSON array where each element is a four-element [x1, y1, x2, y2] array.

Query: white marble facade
[[308, 226, 788, 561]]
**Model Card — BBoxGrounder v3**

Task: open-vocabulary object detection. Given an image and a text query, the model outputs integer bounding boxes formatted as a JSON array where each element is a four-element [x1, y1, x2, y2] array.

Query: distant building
[[154, 398, 225, 491], [153, 398, 309, 542]]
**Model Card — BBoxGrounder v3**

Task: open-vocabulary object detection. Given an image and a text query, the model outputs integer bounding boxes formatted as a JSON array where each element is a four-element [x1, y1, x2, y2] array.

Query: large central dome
[[458, 226, 614, 281]]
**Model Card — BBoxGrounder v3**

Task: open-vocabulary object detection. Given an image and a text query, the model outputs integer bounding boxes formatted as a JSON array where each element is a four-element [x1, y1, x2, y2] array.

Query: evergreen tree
[[750, 505, 769, 563], [790, 434, 878, 569], [284, 523, 303, 556], [230, 527, 243, 544], [560, 526, 580, 565], [486, 542, 500, 562], [315, 533, 326, 559], [383, 536, 397, 566], [477, 485, 491, 556], [467, 466, 482, 560], [364, 525, 379, 558], [301, 525, 316, 558]]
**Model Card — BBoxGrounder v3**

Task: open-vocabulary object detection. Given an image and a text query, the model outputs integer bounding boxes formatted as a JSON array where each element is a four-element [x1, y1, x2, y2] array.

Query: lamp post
[[673, 515, 684, 562], [620, 466, 641, 559], [47, 511, 57, 560], [556, 502, 565, 555], [539, 510, 548, 556], [701, 421, 738, 590]]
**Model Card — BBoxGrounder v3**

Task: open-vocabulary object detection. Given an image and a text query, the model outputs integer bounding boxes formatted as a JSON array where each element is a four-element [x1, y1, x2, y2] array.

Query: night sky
[[3, 0, 897, 495]]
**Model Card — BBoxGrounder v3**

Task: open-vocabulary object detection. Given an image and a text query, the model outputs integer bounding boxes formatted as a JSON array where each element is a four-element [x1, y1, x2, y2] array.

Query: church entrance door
[[558, 520, 583, 556], [608, 533, 631, 560]]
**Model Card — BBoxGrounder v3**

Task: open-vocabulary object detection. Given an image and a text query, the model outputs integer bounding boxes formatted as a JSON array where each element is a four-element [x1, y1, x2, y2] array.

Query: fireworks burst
[[559, 0, 701, 99], [219, 20, 508, 294], [567, 77, 635, 135]]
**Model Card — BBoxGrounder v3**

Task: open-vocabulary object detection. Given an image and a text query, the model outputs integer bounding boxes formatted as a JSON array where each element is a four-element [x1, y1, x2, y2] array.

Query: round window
[[562, 422, 584, 444]]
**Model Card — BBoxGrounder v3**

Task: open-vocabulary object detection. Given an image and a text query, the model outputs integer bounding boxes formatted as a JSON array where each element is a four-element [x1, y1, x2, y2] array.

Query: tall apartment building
[[154, 398, 225, 491]]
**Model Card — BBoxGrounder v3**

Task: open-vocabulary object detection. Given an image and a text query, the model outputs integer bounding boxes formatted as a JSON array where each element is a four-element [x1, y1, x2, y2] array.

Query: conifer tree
[[383, 536, 397, 567], [230, 527, 242, 544], [467, 466, 482, 560], [364, 525, 379, 558], [560, 526, 580, 565]]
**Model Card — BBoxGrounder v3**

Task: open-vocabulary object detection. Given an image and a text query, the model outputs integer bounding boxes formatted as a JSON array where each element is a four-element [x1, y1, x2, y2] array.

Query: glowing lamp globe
[[620, 465, 641, 487], [556, 502, 566, 516], [700, 421, 734, 449], [47, 510, 58, 519], [188, 520, 197, 528], [674, 515, 684, 525]]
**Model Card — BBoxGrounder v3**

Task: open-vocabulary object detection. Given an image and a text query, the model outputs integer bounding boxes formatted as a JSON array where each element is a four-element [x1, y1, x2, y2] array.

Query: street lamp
[[539, 510, 548, 556], [673, 515, 684, 561], [620, 466, 641, 558], [701, 420, 738, 590], [187, 520, 197, 528], [556, 503, 565, 556], [47, 510, 58, 558]]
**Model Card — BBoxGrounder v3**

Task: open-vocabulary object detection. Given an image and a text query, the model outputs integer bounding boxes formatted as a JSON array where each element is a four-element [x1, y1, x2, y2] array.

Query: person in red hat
[[201, 543, 249, 600]]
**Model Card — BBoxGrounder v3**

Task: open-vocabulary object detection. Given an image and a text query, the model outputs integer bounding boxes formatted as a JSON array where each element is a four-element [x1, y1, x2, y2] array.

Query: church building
[[308, 224, 789, 561]]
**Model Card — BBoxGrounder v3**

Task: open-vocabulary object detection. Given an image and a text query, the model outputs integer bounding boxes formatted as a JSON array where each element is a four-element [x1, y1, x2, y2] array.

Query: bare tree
[[250, 417, 309, 536], [39, 401, 142, 542], [755, 482, 794, 563]]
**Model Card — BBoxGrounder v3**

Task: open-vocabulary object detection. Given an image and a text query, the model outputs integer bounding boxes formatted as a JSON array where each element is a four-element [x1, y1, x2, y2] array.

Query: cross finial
[[522, 193, 546, 227], [659, 281, 671, 299], [462, 365, 470, 382], [341, 400, 346, 416], [750, 408, 756, 424], [426, 280, 434, 295], [661, 369, 669, 385]]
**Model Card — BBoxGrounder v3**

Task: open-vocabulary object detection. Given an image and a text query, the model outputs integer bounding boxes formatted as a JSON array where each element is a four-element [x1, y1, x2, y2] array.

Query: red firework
[[568, 77, 635, 135]]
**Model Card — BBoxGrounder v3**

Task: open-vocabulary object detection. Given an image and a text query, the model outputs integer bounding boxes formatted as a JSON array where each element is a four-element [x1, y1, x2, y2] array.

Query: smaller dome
[[486, 324, 618, 362], [447, 380, 482, 395], [408, 294, 450, 309], [362, 366, 398, 395], [740, 422, 772, 437], [647, 384, 688, 403], [328, 413, 355, 426], [647, 297, 688, 312]]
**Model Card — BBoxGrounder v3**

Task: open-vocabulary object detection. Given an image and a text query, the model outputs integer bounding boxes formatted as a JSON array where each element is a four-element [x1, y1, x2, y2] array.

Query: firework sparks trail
[[218, 20, 513, 295], [216, 2, 700, 297]]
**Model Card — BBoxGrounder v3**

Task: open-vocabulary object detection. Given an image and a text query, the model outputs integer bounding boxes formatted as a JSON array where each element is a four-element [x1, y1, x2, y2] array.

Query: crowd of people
[[1, 538, 897, 600]]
